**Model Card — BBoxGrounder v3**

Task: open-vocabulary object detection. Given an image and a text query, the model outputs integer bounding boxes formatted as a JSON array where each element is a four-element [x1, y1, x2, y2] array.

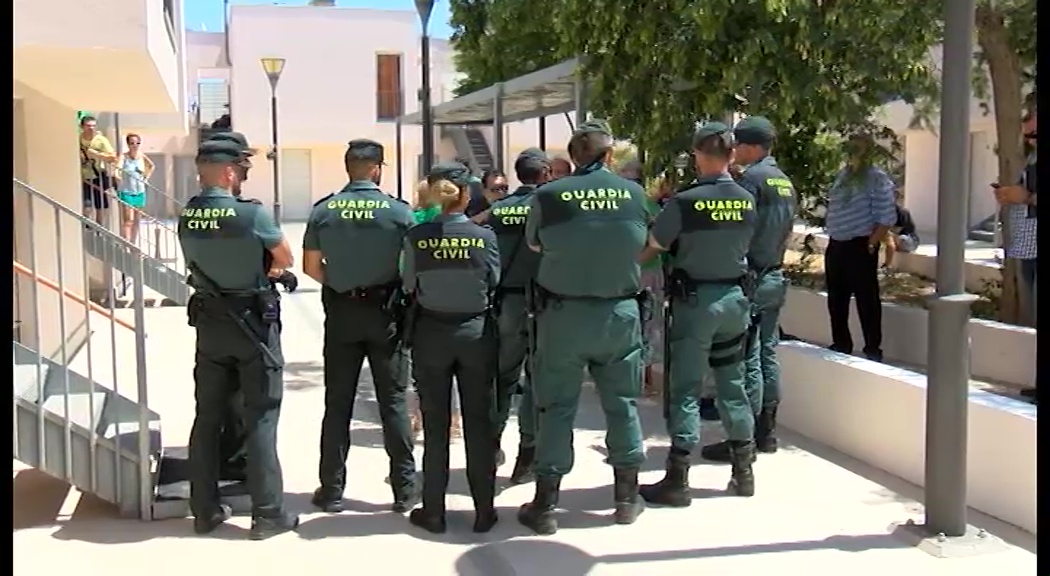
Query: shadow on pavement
[[453, 532, 915, 576]]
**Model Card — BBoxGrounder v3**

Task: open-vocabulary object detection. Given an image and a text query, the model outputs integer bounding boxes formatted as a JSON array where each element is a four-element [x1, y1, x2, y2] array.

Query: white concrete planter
[[781, 287, 1037, 389], [778, 341, 1037, 535]]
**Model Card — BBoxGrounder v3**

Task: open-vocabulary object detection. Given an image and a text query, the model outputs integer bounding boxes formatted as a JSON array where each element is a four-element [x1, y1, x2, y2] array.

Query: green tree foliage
[[972, 0, 1036, 324], [449, 0, 942, 223], [448, 0, 564, 96]]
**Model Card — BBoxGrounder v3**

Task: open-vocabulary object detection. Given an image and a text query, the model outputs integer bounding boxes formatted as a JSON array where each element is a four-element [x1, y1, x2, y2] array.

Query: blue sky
[[184, 0, 453, 39]]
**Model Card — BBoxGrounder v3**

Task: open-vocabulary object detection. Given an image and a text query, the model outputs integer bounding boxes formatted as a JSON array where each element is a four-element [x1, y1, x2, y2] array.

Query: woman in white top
[[113, 133, 155, 244]]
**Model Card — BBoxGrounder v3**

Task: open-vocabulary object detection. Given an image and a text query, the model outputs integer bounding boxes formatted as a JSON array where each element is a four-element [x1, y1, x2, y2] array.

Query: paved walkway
[[14, 225, 1036, 575]]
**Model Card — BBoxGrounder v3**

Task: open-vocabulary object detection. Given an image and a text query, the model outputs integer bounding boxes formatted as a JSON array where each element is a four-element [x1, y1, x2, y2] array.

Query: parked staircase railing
[[12, 190, 160, 519], [71, 175, 189, 305]]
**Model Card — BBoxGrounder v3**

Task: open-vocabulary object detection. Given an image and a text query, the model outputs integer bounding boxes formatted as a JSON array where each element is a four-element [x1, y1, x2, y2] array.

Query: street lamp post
[[260, 57, 286, 223], [415, 0, 436, 174]]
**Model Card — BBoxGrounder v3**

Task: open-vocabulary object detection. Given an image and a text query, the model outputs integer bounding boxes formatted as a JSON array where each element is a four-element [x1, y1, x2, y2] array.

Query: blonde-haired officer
[[402, 162, 501, 535]]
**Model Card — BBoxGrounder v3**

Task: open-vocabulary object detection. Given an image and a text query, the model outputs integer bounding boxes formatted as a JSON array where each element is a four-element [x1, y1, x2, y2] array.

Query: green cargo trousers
[[189, 296, 286, 520], [532, 298, 645, 477], [744, 270, 788, 411], [666, 284, 754, 449], [494, 293, 536, 448], [412, 312, 497, 513]]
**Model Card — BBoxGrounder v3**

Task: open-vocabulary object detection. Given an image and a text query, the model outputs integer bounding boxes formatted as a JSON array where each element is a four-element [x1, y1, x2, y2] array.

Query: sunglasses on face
[[128, 141, 141, 146], [491, 186, 509, 193]]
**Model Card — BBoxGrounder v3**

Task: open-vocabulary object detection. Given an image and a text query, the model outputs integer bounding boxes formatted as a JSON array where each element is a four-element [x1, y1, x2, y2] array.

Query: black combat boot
[[698, 397, 721, 421], [473, 507, 499, 533], [638, 450, 691, 507], [193, 504, 232, 535], [311, 486, 344, 513], [249, 512, 300, 541], [755, 405, 779, 453], [726, 440, 756, 497], [699, 440, 732, 463], [508, 445, 536, 485], [612, 467, 645, 524], [517, 475, 561, 536], [409, 507, 447, 534]]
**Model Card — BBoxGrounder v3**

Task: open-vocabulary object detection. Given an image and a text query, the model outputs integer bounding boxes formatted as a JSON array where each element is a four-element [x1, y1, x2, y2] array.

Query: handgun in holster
[[188, 264, 283, 370]]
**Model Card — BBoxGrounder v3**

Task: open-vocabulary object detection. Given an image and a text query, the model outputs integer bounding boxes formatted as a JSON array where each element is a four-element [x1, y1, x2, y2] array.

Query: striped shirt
[[825, 166, 898, 241], [1005, 150, 1037, 260]]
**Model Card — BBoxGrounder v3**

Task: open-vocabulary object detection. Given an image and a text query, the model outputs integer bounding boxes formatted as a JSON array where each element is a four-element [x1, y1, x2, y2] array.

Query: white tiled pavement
[[14, 225, 1036, 575]]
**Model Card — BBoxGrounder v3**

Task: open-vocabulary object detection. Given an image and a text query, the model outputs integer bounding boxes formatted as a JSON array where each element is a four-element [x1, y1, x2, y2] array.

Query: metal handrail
[[12, 261, 136, 331], [13, 177, 153, 519], [106, 159, 185, 210], [81, 173, 187, 289]]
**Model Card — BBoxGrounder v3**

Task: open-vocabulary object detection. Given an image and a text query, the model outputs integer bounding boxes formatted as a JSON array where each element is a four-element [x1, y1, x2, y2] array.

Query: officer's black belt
[[326, 281, 399, 301], [536, 285, 638, 302], [671, 271, 746, 290], [419, 307, 488, 322]]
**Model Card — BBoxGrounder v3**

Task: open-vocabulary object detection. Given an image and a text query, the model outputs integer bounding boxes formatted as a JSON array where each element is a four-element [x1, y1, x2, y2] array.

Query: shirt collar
[[508, 185, 536, 197], [343, 179, 380, 192], [200, 186, 233, 197], [573, 161, 609, 176], [695, 173, 734, 186], [434, 212, 468, 223]]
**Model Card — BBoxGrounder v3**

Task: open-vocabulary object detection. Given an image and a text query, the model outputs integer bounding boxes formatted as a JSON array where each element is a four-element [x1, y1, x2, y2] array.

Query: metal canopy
[[399, 58, 581, 125]]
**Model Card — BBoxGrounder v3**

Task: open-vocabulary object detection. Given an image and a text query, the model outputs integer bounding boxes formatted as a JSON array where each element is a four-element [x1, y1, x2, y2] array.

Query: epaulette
[[313, 193, 334, 207], [235, 197, 263, 205]]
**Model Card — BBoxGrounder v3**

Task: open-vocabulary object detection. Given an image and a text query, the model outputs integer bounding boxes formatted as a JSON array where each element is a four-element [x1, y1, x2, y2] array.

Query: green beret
[[428, 161, 471, 186], [692, 121, 732, 149], [196, 139, 252, 164], [733, 116, 776, 146], [346, 139, 385, 164], [573, 119, 613, 138]]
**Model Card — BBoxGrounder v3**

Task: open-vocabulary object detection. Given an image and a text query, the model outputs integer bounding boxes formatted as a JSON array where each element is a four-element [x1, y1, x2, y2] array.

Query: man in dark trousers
[[823, 134, 897, 362], [303, 139, 419, 514], [178, 137, 299, 540]]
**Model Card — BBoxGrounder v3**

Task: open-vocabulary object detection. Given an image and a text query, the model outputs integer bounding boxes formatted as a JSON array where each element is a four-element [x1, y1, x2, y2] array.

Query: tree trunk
[[976, 4, 1024, 325]]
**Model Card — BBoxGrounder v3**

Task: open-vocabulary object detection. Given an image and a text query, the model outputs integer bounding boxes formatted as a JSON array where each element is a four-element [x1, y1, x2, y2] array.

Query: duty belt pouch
[[742, 271, 758, 300], [256, 291, 280, 324], [187, 294, 202, 327], [636, 288, 654, 324]]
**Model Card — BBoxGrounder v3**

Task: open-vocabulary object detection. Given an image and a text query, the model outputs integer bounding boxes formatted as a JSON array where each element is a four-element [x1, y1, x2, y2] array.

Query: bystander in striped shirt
[[1004, 150, 1038, 260], [825, 165, 898, 241]]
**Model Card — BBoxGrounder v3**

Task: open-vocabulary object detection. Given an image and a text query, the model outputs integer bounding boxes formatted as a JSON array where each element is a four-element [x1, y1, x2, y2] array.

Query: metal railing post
[[132, 254, 152, 520]]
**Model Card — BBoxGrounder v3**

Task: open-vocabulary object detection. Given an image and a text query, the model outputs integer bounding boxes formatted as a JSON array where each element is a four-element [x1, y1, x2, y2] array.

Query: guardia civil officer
[[476, 148, 550, 484], [519, 120, 649, 536], [639, 122, 758, 505], [303, 139, 419, 514], [402, 162, 501, 534], [178, 137, 299, 540], [207, 131, 299, 293], [700, 116, 797, 462]]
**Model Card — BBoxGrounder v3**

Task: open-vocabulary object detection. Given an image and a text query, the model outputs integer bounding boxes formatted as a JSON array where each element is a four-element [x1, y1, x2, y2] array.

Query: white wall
[[779, 341, 1037, 534], [13, 86, 89, 357]]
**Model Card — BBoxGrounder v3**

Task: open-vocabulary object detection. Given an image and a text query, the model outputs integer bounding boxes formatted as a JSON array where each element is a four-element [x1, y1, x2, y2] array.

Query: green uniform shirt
[[303, 180, 414, 292], [403, 213, 501, 313], [736, 156, 798, 269], [480, 185, 542, 289], [178, 187, 282, 293], [525, 164, 649, 297], [413, 204, 441, 224], [651, 174, 757, 280]]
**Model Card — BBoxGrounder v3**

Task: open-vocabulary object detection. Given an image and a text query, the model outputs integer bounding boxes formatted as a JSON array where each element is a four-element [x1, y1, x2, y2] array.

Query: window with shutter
[[376, 53, 403, 121]]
